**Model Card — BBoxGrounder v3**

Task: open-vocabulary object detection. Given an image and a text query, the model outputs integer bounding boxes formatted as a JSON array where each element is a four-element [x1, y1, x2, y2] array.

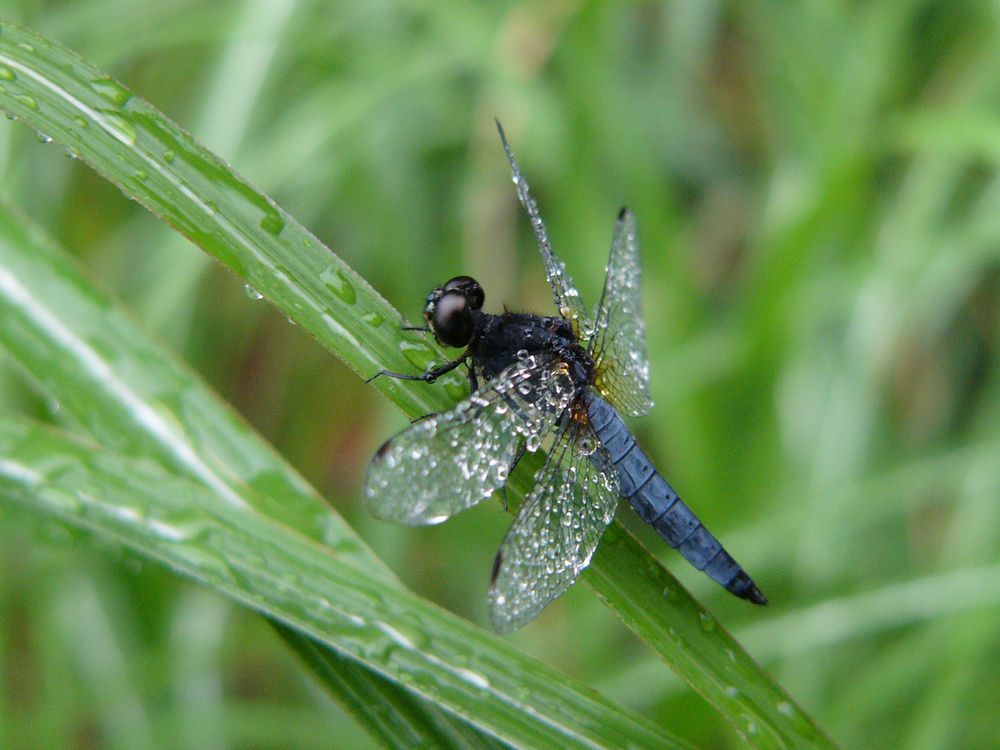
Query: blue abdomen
[[585, 392, 765, 604]]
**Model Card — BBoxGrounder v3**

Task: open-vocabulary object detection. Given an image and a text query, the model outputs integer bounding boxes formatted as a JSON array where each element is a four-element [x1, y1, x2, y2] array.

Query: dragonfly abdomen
[[584, 392, 766, 605]]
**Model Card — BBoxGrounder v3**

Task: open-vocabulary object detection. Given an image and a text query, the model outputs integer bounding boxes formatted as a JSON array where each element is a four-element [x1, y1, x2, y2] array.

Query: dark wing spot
[[617, 206, 628, 220], [491, 550, 503, 584], [374, 440, 392, 460]]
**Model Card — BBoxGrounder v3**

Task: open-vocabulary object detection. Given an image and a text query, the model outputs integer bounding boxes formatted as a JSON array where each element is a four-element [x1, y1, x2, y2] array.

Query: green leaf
[[0, 183, 505, 748], [272, 621, 508, 750], [0, 19, 456, 421], [0, 416, 687, 750]]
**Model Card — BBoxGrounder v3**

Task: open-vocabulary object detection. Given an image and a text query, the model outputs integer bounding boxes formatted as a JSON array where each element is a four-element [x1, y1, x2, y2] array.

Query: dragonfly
[[365, 121, 765, 632]]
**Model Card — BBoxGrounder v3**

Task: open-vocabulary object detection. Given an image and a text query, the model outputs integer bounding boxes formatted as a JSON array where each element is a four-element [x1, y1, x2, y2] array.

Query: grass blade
[[272, 621, 508, 750], [0, 196, 497, 748], [0, 416, 688, 750]]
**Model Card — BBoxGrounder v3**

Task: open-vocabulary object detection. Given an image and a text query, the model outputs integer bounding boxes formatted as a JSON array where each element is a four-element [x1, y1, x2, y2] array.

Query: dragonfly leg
[[394, 309, 430, 334], [498, 442, 528, 512], [366, 353, 467, 385]]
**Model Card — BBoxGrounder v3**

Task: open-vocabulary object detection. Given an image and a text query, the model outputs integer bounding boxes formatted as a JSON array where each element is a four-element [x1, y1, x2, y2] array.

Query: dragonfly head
[[423, 275, 484, 348]]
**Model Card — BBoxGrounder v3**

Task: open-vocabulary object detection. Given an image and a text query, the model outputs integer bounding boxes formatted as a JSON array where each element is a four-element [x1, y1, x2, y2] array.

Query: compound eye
[[430, 291, 474, 348], [441, 275, 484, 311]]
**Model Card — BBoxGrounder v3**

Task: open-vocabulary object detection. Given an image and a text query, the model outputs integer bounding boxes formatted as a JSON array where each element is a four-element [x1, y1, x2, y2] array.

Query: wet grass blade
[[272, 621, 510, 750], [0, 416, 687, 750], [0, 20, 458, 419], [0, 196, 510, 749]]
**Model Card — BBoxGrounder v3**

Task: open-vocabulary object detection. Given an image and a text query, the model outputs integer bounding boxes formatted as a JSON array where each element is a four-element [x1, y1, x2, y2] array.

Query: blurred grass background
[[1, 0, 999, 748]]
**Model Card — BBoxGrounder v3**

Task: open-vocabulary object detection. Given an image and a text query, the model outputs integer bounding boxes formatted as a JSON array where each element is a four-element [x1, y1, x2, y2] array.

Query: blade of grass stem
[[0, 416, 688, 750], [0, 201, 497, 748]]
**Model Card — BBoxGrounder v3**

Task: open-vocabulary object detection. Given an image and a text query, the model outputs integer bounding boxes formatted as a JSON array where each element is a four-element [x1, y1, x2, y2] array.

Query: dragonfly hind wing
[[590, 208, 653, 418], [365, 352, 577, 525], [488, 416, 620, 633]]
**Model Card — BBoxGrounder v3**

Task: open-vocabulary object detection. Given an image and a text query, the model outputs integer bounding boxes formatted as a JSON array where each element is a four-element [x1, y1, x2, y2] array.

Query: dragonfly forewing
[[365, 353, 577, 525], [496, 120, 593, 336]]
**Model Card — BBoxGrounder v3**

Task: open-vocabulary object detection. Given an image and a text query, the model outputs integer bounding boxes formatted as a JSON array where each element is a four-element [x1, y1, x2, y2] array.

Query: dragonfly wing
[[365, 352, 578, 525], [496, 121, 592, 335], [488, 414, 620, 633], [590, 208, 653, 417]]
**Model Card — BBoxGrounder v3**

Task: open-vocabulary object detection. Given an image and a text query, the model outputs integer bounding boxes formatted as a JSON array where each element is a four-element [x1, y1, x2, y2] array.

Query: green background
[[1, 1, 999, 748]]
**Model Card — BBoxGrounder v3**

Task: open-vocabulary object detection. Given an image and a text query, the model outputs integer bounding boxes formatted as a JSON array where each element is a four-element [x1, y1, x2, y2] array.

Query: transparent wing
[[496, 120, 592, 335], [365, 352, 578, 525], [590, 208, 653, 417], [488, 415, 620, 633]]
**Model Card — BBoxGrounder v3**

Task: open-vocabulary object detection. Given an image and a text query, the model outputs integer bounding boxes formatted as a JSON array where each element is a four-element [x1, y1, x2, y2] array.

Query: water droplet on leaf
[[259, 214, 285, 235], [90, 77, 131, 106], [320, 266, 356, 304]]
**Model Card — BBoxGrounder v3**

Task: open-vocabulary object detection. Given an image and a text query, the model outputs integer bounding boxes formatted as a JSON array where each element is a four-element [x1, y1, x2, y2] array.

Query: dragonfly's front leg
[[366, 352, 469, 385]]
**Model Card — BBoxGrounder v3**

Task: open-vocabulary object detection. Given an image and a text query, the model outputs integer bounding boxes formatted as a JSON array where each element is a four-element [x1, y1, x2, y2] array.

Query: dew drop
[[259, 213, 285, 235], [99, 111, 137, 146], [163, 149, 175, 164], [454, 668, 490, 690], [0, 66, 14, 81], [17, 42, 35, 53], [14, 94, 37, 110], [698, 612, 716, 632], [373, 620, 417, 650], [90, 77, 131, 106], [72, 116, 88, 129], [362, 311, 384, 327], [320, 266, 357, 304], [400, 341, 435, 371], [35, 131, 52, 143], [244, 285, 264, 300]]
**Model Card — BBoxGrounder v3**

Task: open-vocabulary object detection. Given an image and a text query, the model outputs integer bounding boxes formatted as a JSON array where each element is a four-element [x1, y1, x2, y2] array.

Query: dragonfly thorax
[[473, 312, 594, 387]]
